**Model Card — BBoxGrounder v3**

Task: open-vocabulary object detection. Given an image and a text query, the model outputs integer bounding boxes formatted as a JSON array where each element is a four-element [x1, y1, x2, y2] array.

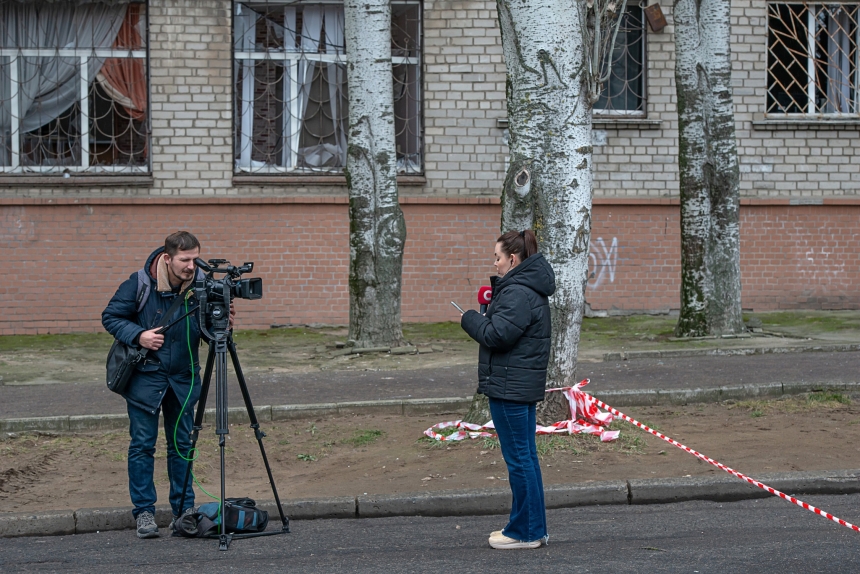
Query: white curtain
[[323, 6, 345, 167], [0, 2, 125, 146], [234, 3, 258, 168], [282, 5, 300, 167], [824, 6, 853, 113]]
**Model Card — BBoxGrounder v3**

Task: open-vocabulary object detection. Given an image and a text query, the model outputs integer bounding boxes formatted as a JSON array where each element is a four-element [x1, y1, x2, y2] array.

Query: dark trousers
[[489, 397, 547, 542], [127, 386, 195, 518]]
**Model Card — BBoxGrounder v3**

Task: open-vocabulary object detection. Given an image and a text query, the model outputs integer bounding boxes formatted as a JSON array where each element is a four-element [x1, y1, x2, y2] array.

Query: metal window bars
[[233, 0, 422, 175], [0, 1, 149, 174], [768, 1, 859, 115], [594, 2, 647, 116]]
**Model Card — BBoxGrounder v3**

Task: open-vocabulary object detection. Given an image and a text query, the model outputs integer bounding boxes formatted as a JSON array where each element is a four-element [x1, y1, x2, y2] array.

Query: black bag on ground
[[175, 498, 269, 538]]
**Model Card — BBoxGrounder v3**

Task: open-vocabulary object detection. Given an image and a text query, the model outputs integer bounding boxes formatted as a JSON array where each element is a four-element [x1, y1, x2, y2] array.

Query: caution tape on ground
[[576, 378, 860, 534], [426, 378, 860, 533], [423, 380, 619, 442]]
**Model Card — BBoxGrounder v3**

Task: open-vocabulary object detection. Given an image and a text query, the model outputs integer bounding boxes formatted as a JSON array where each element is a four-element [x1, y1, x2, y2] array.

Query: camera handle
[[176, 331, 290, 550]]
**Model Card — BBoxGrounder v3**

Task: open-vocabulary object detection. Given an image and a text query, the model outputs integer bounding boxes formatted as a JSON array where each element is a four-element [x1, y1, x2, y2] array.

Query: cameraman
[[102, 231, 232, 539]]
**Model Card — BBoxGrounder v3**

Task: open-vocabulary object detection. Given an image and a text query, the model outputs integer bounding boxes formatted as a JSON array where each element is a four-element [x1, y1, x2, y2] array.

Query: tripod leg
[[213, 336, 231, 550], [176, 340, 216, 519], [228, 335, 290, 532]]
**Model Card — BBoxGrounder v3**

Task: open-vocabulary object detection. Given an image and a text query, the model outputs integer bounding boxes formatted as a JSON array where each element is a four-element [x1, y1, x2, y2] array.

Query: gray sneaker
[[136, 511, 159, 539], [169, 507, 196, 532]]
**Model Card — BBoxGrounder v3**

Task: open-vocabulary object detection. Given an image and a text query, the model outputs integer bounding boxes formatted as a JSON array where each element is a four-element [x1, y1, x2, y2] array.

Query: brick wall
[[1, 0, 859, 335], [593, 1, 860, 198], [2, 198, 859, 335]]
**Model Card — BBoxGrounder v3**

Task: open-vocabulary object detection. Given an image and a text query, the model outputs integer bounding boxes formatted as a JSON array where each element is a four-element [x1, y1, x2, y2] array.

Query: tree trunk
[[344, 0, 406, 348], [673, 0, 744, 338], [497, 0, 593, 425]]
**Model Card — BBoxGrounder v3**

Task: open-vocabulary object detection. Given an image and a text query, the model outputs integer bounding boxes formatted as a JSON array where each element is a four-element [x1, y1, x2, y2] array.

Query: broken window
[[233, 0, 423, 175], [594, 3, 646, 116], [0, 0, 149, 174], [768, 2, 859, 115]]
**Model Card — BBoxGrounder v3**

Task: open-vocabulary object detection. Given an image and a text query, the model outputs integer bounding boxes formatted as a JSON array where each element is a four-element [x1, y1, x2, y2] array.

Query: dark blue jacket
[[102, 247, 203, 414], [460, 253, 556, 403]]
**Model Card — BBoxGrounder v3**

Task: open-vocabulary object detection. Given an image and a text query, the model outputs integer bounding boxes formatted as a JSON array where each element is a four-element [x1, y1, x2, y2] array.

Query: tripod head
[[194, 258, 262, 340]]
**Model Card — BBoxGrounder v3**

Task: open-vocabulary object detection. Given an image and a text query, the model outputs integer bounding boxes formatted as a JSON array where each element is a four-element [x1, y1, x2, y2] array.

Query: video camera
[[194, 258, 262, 337]]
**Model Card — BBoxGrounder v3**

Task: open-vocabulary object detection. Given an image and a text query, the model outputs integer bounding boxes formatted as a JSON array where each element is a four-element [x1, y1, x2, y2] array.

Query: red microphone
[[477, 285, 492, 314]]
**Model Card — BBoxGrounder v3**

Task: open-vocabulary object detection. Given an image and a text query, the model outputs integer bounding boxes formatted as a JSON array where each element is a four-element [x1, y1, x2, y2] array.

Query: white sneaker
[[488, 533, 543, 549]]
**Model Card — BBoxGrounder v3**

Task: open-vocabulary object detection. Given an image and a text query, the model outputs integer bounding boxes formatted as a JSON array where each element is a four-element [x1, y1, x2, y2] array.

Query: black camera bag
[[175, 498, 269, 538], [106, 290, 189, 394]]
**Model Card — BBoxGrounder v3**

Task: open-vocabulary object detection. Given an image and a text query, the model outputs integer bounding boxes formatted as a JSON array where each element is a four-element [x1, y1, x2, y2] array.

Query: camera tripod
[[177, 330, 290, 550]]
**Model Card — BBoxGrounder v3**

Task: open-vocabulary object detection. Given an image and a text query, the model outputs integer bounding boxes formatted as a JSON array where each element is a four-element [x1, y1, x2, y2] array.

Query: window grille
[[0, 1, 149, 174], [594, 3, 646, 116], [768, 2, 859, 115], [233, 0, 422, 175]]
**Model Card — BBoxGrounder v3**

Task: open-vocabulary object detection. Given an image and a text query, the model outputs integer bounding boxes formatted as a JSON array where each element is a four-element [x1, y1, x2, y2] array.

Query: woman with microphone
[[459, 229, 556, 549]]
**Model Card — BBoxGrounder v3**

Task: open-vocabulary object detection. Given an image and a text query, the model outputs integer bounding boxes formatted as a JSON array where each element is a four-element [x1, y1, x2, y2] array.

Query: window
[[768, 2, 859, 115], [594, 3, 646, 116], [233, 0, 422, 175], [0, 1, 149, 174]]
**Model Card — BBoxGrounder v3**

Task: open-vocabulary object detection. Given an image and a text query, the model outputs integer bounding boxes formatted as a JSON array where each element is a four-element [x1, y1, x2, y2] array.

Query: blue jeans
[[489, 398, 547, 542], [127, 386, 195, 518]]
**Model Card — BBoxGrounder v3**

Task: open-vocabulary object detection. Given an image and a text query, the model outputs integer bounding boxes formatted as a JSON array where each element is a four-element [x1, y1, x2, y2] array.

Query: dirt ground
[[1, 393, 858, 514]]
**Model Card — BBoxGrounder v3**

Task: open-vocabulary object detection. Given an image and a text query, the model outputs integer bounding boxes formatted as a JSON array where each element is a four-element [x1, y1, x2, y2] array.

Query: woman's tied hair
[[497, 229, 538, 260]]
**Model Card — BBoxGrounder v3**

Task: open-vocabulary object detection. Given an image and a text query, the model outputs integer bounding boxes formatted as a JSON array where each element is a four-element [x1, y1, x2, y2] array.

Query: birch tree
[[344, 0, 407, 348], [672, 0, 744, 337], [464, 0, 627, 425]]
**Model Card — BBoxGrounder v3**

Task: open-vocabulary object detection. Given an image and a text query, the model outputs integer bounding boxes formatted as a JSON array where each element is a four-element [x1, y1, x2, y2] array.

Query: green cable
[[172, 292, 220, 505]]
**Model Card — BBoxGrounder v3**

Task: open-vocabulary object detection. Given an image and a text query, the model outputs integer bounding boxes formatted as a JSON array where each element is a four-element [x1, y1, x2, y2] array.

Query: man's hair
[[164, 231, 201, 257]]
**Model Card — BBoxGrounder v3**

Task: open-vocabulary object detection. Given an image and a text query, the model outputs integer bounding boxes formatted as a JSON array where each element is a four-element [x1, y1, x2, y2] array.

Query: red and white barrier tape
[[426, 378, 859, 533], [423, 380, 619, 442], [573, 378, 860, 534]]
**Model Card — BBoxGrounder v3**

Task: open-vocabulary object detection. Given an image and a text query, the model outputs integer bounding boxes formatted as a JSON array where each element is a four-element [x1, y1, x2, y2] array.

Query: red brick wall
[[2, 197, 859, 335]]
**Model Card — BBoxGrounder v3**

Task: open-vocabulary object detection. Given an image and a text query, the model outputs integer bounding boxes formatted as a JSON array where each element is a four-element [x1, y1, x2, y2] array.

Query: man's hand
[[139, 329, 164, 351], [229, 303, 236, 329]]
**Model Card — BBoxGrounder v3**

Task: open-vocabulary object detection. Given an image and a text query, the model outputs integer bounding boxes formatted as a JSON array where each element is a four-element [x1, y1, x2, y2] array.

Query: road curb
[[603, 343, 860, 361], [0, 397, 473, 433], [4, 380, 860, 433], [591, 381, 860, 407], [2, 469, 858, 538]]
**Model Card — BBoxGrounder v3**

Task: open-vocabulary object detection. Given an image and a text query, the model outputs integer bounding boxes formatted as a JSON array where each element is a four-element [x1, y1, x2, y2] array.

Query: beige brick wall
[[0, 0, 856, 201], [594, 0, 860, 199], [421, 0, 508, 196], [149, 0, 234, 195]]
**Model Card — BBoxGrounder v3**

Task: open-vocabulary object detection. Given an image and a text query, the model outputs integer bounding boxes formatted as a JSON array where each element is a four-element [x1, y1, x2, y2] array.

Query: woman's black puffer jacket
[[460, 253, 556, 403]]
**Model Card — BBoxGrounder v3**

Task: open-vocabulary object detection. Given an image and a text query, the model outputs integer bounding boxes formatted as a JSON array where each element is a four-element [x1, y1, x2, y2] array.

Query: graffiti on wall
[[588, 237, 617, 289]]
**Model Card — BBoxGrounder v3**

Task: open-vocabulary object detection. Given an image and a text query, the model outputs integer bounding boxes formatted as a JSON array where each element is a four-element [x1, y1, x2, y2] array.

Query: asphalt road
[[2, 350, 859, 419], [3, 494, 859, 573]]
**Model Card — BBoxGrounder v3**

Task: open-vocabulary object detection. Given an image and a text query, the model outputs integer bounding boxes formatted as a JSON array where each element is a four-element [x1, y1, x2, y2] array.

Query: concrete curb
[[603, 343, 860, 361], [2, 469, 858, 538], [591, 381, 860, 407], [0, 397, 473, 433], [4, 380, 860, 433]]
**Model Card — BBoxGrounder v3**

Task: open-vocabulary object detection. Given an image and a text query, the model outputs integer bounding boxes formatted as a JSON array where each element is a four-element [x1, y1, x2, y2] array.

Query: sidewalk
[[3, 323, 860, 537]]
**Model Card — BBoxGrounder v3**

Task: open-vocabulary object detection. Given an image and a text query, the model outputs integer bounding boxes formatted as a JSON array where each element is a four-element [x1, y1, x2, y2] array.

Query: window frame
[[593, 1, 648, 119], [766, 1, 860, 117], [0, 0, 151, 175], [231, 0, 424, 177]]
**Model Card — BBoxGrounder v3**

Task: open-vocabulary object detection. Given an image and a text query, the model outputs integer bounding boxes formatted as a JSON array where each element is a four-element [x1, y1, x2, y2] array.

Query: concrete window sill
[[232, 174, 426, 187], [0, 175, 153, 188]]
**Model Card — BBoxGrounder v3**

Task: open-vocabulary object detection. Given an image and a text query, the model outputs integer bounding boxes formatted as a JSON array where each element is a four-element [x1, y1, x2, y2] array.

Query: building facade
[[1, 0, 858, 335]]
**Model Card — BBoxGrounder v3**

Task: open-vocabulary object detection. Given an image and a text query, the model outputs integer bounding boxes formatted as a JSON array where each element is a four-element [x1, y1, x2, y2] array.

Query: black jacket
[[460, 253, 556, 403], [102, 247, 203, 414]]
